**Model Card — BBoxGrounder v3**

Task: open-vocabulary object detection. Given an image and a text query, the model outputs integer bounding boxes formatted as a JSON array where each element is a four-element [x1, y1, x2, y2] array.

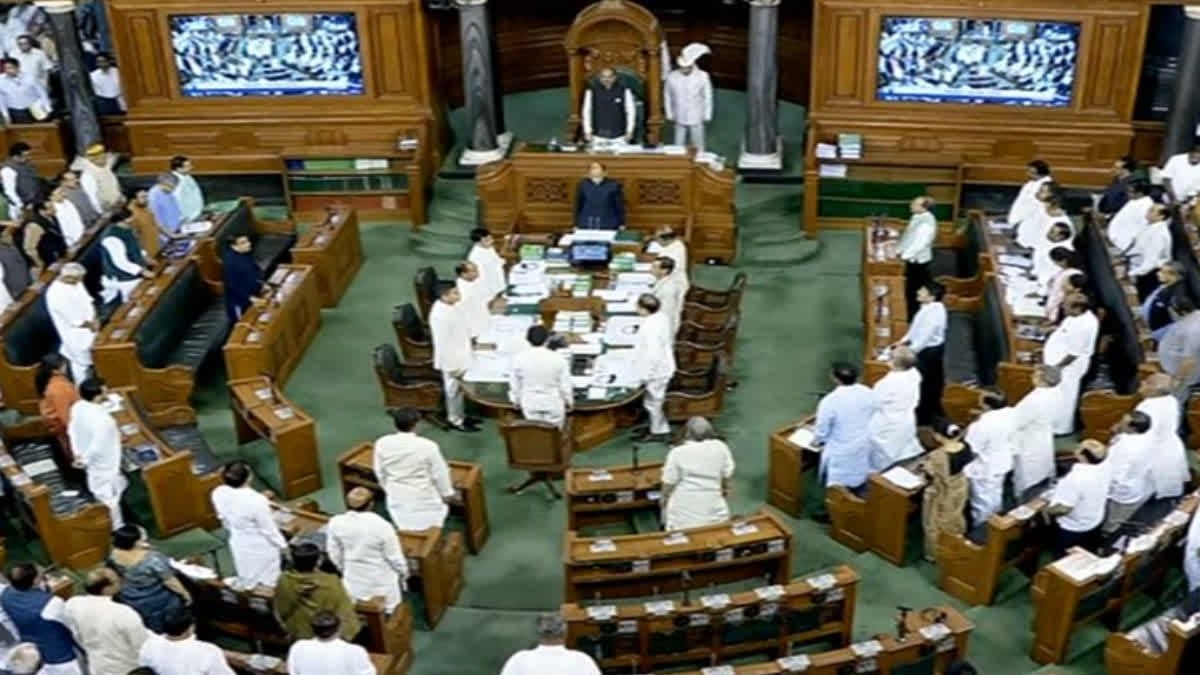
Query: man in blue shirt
[[146, 173, 181, 243], [813, 362, 879, 518]]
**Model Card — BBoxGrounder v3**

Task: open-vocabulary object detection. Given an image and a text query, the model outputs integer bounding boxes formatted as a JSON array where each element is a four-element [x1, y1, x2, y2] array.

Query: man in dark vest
[[16, 200, 66, 273], [575, 162, 625, 230], [0, 563, 83, 674], [582, 67, 636, 143], [0, 225, 30, 304], [0, 142, 43, 219], [55, 170, 100, 225], [99, 207, 152, 305], [222, 234, 263, 323]]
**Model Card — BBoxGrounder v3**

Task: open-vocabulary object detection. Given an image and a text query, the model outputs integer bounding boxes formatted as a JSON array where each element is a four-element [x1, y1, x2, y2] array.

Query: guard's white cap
[[677, 42, 711, 68]]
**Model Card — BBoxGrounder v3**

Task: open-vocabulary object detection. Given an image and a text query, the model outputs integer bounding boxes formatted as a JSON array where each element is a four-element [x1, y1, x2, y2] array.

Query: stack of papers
[[880, 466, 925, 490], [815, 142, 838, 159], [463, 351, 512, 383], [480, 315, 534, 352], [553, 311, 593, 334], [787, 427, 817, 450], [603, 316, 643, 347], [508, 260, 547, 287], [591, 351, 639, 387], [819, 163, 848, 178], [1053, 550, 1121, 582], [573, 229, 618, 243], [608, 251, 638, 272], [837, 133, 862, 158]]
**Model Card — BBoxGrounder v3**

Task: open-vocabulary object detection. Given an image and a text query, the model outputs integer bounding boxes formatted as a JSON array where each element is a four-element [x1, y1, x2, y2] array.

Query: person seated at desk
[[44, 263, 96, 383], [1142, 262, 1185, 341], [273, 541, 361, 641], [374, 408, 458, 531], [814, 361, 878, 504], [1161, 139, 1200, 203], [137, 608, 235, 675], [662, 417, 734, 531], [508, 325, 572, 429], [631, 293, 676, 443], [895, 281, 947, 426], [963, 391, 1016, 526], [286, 610, 377, 675], [222, 235, 262, 324], [1105, 180, 1153, 252], [46, 186, 83, 249], [1097, 156, 1137, 217], [0, 57, 48, 124], [916, 420, 972, 562], [1135, 373, 1189, 500], [499, 612, 601, 675], [867, 346, 921, 471], [455, 260, 490, 340], [467, 228, 506, 301], [1008, 160, 1053, 237], [581, 67, 635, 144], [1046, 440, 1111, 556], [99, 207, 153, 305], [1043, 293, 1099, 435], [147, 173, 183, 244], [429, 283, 479, 433], [327, 487, 409, 615], [210, 461, 288, 589], [1101, 411, 1155, 536], [1042, 249, 1081, 324], [574, 162, 625, 230], [1011, 365, 1062, 496], [650, 256, 685, 336], [18, 200, 66, 273], [1124, 202, 1173, 302], [170, 155, 204, 223], [1158, 295, 1200, 404], [69, 377, 126, 529]]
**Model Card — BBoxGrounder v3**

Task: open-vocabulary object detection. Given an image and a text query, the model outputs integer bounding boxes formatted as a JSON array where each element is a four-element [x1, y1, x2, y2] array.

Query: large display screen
[[876, 17, 1080, 107], [170, 13, 365, 98]]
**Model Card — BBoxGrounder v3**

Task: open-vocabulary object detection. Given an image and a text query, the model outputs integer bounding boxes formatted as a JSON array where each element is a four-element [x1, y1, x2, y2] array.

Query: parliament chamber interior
[[0, 0, 1198, 673]]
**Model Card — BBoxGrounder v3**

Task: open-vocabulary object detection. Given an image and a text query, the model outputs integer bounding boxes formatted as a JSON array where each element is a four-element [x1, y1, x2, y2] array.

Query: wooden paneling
[[1081, 20, 1129, 112], [829, 10, 865, 101]]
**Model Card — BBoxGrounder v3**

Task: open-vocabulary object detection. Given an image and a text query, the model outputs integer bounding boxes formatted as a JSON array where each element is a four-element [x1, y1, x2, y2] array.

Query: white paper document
[[880, 466, 926, 490], [464, 351, 512, 383], [603, 316, 643, 347], [787, 427, 817, 450]]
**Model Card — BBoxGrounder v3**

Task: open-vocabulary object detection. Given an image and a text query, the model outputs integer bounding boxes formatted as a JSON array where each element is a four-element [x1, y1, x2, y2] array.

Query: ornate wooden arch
[[564, 0, 666, 145]]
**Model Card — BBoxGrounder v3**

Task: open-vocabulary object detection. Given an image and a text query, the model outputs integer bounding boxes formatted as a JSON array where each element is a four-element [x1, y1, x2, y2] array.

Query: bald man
[[1135, 373, 1189, 499], [63, 568, 149, 675]]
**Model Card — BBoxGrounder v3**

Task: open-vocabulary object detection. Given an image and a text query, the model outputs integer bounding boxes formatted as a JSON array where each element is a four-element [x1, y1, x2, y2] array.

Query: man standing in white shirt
[[68, 378, 126, 529], [650, 256, 686, 336], [1042, 293, 1099, 434], [138, 609, 235, 675], [429, 284, 478, 432], [1105, 180, 1153, 252], [44, 263, 96, 383], [499, 613, 601, 675], [169, 155, 204, 223], [326, 488, 408, 614], [508, 325, 572, 429], [1124, 202, 1173, 301], [1100, 412, 1155, 535], [653, 225, 688, 289], [1161, 140, 1200, 203], [896, 281, 947, 425], [88, 52, 124, 115], [896, 195, 937, 319], [62, 568, 148, 675], [631, 293, 676, 443], [209, 461, 288, 589], [373, 408, 457, 531], [46, 187, 83, 248], [963, 391, 1016, 525], [286, 611, 376, 675], [12, 35, 49, 91], [664, 43, 713, 152], [1046, 440, 1111, 556], [1007, 160, 1053, 234], [1135, 373, 1189, 500], [867, 347, 921, 471], [454, 260, 490, 340], [1010, 366, 1062, 495], [1158, 295, 1200, 402], [0, 57, 47, 124], [467, 228, 506, 301]]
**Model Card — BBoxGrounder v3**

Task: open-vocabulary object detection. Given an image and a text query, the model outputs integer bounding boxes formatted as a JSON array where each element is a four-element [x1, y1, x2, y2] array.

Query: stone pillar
[[454, 0, 510, 166], [37, 0, 102, 155], [1162, 6, 1200, 161], [738, 0, 782, 170]]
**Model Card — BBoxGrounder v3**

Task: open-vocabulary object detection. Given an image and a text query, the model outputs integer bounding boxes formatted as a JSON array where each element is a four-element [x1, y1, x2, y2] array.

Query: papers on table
[[1052, 550, 1122, 582], [819, 163, 848, 178], [1008, 504, 1037, 521], [997, 254, 1033, 269], [615, 271, 655, 288], [815, 142, 838, 159], [170, 559, 218, 580], [880, 466, 925, 490], [508, 260, 548, 287], [181, 220, 213, 236], [568, 342, 603, 356], [464, 350, 513, 384], [22, 459, 56, 477], [591, 351, 639, 387], [603, 315, 643, 347], [481, 315, 533, 353], [572, 229, 618, 243], [787, 427, 817, 450], [661, 144, 687, 156], [988, 218, 1014, 232]]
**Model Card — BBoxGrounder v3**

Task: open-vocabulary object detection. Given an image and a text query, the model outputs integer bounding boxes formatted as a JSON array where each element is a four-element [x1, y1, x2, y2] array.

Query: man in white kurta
[[429, 286, 474, 431], [170, 156, 204, 222], [287, 611, 376, 675], [49, 187, 84, 248], [653, 226, 689, 290], [1106, 183, 1153, 252], [454, 261, 490, 340], [963, 392, 1017, 525], [138, 611, 235, 675], [1162, 143, 1200, 202], [867, 347, 922, 471], [1008, 161, 1052, 241], [1186, 502, 1200, 591], [326, 488, 408, 614], [467, 228, 506, 301], [70, 144, 124, 212], [68, 378, 125, 530], [1101, 412, 1156, 535], [650, 256, 686, 337], [662, 418, 734, 531], [664, 43, 713, 152], [374, 408, 456, 531], [210, 462, 287, 589], [500, 613, 601, 675], [62, 568, 148, 675], [1136, 374, 1189, 499], [1047, 441, 1111, 555], [1125, 203, 1173, 301], [508, 325, 572, 428], [1031, 223, 1074, 289], [815, 362, 878, 489], [1010, 366, 1062, 495], [1042, 294, 1098, 434], [45, 263, 96, 383], [631, 294, 676, 441], [99, 215, 152, 305]]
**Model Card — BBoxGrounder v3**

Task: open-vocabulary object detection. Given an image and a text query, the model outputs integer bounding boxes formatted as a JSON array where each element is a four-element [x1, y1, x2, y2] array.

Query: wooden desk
[[223, 265, 322, 384], [669, 605, 973, 674], [564, 462, 663, 531], [563, 565, 858, 673], [860, 225, 908, 386], [563, 508, 792, 603], [1105, 610, 1200, 675], [1029, 494, 1199, 664], [275, 502, 465, 631], [937, 491, 1049, 606], [827, 459, 924, 566], [766, 418, 820, 518], [228, 377, 321, 499], [226, 650, 401, 675], [336, 442, 490, 554], [476, 144, 737, 263], [291, 206, 364, 307]]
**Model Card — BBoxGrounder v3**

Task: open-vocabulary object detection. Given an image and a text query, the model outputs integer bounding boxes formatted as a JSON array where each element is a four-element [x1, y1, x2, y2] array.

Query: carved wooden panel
[[1080, 20, 1129, 113], [125, 12, 170, 102], [830, 10, 865, 101], [525, 178, 571, 203], [635, 179, 682, 205], [583, 45, 649, 79], [369, 7, 414, 98]]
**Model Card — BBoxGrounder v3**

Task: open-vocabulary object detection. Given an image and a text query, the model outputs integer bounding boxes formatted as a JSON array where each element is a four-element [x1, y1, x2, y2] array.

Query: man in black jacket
[[221, 234, 262, 323], [574, 162, 625, 230]]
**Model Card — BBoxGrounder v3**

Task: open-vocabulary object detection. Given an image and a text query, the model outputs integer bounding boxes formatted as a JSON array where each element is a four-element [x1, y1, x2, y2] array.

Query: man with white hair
[[44, 263, 96, 383], [499, 613, 600, 675], [650, 256, 686, 336], [662, 417, 734, 530], [1135, 373, 1189, 499], [664, 42, 713, 152], [1010, 366, 1061, 495], [867, 346, 922, 471]]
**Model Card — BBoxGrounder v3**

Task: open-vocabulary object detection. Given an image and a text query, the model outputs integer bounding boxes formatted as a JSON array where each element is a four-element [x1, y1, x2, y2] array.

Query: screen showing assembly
[[170, 12, 365, 98], [876, 17, 1080, 107]]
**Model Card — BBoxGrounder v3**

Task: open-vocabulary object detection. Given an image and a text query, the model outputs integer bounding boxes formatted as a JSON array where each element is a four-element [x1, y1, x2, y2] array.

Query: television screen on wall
[[170, 12, 365, 98], [876, 17, 1080, 107]]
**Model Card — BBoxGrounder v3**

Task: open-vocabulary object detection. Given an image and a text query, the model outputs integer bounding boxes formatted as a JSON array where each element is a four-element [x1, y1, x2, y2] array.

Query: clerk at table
[[575, 162, 625, 230]]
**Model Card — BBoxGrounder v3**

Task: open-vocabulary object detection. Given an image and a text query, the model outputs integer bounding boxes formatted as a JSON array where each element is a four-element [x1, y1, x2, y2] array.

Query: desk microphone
[[896, 606, 913, 638], [631, 442, 640, 472], [681, 570, 693, 606]]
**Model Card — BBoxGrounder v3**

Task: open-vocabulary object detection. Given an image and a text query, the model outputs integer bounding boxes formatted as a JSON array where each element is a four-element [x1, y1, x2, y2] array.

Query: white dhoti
[[1050, 360, 1088, 434], [644, 377, 670, 435], [228, 531, 283, 589], [101, 276, 140, 305], [87, 470, 126, 530], [386, 500, 449, 532], [664, 488, 728, 531], [441, 371, 464, 427], [59, 327, 95, 383], [967, 469, 1005, 526]]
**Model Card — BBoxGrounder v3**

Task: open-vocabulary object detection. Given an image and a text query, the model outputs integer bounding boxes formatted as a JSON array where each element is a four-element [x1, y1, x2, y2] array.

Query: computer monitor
[[569, 242, 612, 267]]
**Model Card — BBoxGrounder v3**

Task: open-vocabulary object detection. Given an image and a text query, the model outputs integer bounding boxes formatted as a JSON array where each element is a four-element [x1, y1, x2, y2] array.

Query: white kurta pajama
[[68, 399, 127, 530], [326, 510, 408, 613], [660, 239, 689, 289], [1136, 394, 1189, 499], [664, 67, 713, 152], [1107, 195, 1153, 252], [373, 431, 456, 531], [499, 644, 601, 675], [45, 279, 96, 382], [210, 485, 287, 588], [99, 233, 147, 304], [508, 345, 573, 428], [54, 199, 85, 248], [652, 274, 687, 337], [633, 312, 677, 435], [1042, 311, 1099, 434], [468, 243, 506, 300], [867, 368, 922, 471], [429, 299, 473, 427], [964, 408, 1017, 525], [1010, 385, 1060, 494], [1102, 431, 1155, 533], [62, 594, 148, 675], [1032, 236, 1074, 291], [172, 171, 204, 222], [1010, 176, 1052, 246], [287, 637, 377, 675], [662, 439, 734, 530], [455, 276, 491, 339]]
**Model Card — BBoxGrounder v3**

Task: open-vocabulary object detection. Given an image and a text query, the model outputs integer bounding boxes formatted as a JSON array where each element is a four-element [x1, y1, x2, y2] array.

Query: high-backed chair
[[686, 272, 747, 311], [413, 267, 454, 322], [499, 420, 572, 499], [392, 303, 434, 365], [665, 356, 726, 422], [372, 344, 442, 414]]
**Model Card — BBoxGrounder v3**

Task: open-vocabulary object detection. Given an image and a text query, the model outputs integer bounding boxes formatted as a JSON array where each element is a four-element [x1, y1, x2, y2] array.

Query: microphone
[[896, 605, 913, 638], [681, 570, 692, 606], [631, 442, 639, 472]]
